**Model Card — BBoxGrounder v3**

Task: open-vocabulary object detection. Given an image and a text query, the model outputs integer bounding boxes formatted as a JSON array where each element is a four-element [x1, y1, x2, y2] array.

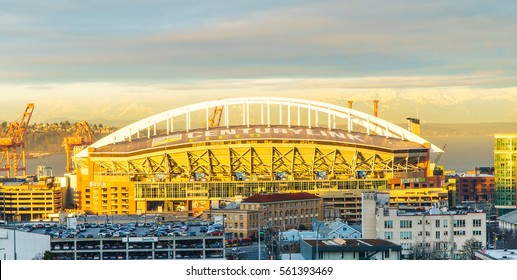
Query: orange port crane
[[205, 105, 224, 128], [62, 121, 95, 173], [0, 103, 35, 177]]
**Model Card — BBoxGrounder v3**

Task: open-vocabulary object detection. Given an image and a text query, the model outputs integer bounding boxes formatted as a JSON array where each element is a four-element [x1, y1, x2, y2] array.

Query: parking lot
[[19, 217, 222, 239]]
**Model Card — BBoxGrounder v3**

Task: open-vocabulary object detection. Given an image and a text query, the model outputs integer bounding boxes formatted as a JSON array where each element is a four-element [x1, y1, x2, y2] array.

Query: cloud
[[2, 1, 517, 83], [2, 76, 517, 124]]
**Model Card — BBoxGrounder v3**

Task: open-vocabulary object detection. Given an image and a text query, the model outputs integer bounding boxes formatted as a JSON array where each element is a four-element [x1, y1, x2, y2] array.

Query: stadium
[[72, 97, 447, 220]]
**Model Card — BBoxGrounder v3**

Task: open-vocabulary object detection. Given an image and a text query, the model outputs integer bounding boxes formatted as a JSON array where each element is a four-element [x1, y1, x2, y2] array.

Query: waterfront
[[427, 135, 494, 173], [26, 153, 67, 177]]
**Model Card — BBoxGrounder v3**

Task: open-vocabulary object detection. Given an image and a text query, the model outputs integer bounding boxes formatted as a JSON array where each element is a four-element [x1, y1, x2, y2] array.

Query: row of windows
[[245, 201, 320, 210], [135, 179, 391, 199], [388, 229, 482, 240], [385, 219, 482, 229]]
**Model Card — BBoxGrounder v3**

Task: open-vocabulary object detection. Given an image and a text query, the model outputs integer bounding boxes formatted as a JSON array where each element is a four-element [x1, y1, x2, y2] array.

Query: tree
[[32, 250, 53, 260], [43, 250, 53, 260], [461, 238, 479, 260], [409, 244, 448, 260]]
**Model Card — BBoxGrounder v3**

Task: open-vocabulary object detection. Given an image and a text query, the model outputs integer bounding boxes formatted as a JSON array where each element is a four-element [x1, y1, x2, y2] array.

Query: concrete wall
[[0, 229, 50, 260]]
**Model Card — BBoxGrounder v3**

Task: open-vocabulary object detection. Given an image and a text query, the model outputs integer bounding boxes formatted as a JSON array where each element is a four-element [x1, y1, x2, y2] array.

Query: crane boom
[[205, 106, 224, 128], [433, 144, 447, 165], [0, 103, 35, 177], [63, 121, 95, 173]]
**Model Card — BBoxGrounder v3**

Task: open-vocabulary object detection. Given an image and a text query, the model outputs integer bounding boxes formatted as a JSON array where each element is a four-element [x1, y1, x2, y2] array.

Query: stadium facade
[[72, 97, 448, 221]]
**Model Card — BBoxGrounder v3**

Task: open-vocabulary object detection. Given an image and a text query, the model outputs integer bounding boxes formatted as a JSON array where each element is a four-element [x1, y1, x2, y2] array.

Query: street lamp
[[315, 221, 323, 260], [258, 209, 261, 260], [257, 206, 266, 260]]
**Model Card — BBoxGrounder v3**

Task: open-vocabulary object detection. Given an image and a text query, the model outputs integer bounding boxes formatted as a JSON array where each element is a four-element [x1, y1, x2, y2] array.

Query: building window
[[473, 219, 482, 227], [384, 250, 390, 259], [436, 231, 440, 239], [384, 220, 393, 229], [400, 232, 412, 240], [453, 220, 465, 227], [473, 230, 482, 236], [453, 230, 466, 236], [400, 220, 412, 228], [384, 232, 393, 240], [443, 220, 448, 228], [435, 220, 440, 228], [444, 231, 448, 236]]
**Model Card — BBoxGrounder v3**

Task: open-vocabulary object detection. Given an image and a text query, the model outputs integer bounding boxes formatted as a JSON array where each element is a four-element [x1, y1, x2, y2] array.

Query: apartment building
[[494, 134, 517, 216], [362, 192, 486, 259], [454, 174, 496, 203]]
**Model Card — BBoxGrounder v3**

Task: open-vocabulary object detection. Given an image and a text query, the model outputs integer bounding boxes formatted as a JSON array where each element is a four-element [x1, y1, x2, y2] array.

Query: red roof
[[242, 192, 321, 203]]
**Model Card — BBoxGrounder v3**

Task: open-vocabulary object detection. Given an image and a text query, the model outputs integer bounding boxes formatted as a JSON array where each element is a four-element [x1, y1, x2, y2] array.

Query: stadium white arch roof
[[76, 97, 443, 158]]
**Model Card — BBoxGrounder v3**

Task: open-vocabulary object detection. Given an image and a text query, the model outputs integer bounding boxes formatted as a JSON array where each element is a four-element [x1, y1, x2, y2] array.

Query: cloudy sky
[[1, 0, 517, 124]]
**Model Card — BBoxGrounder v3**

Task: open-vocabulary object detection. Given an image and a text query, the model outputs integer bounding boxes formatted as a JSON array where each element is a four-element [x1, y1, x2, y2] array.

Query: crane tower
[[0, 103, 35, 177], [62, 121, 95, 173]]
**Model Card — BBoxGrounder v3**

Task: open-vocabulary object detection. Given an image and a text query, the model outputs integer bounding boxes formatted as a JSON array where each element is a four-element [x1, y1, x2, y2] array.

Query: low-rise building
[[240, 192, 323, 240], [300, 238, 402, 260], [201, 207, 255, 240], [201, 192, 323, 241], [498, 209, 517, 234], [475, 248, 517, 260], [454, 173, 496, 204], [312, 219, 362, 239]]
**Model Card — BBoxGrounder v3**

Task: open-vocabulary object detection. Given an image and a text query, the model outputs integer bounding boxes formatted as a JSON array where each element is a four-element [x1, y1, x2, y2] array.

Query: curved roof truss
[[76, 97, 443, 158]]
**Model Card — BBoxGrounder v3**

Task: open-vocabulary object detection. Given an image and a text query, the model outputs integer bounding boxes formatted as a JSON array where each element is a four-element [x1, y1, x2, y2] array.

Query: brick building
[[455, 174, 496, 203]]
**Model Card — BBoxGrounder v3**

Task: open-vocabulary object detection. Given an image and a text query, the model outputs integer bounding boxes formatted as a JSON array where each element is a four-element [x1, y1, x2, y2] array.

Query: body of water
[[425, 135, 494, 173], [26, 153, 67, 177]]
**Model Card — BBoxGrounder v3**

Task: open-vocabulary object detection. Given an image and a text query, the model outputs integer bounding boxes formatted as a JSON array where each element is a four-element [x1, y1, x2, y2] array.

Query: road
[[226, 243, 267, 260]]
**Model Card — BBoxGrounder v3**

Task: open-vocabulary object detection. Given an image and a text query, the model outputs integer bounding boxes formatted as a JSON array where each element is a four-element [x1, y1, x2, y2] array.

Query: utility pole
[[258, 208, 261, 260]]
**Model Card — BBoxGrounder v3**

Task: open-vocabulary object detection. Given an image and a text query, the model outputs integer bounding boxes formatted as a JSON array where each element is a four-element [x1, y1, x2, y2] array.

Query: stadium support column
[[88, 147, 95, 183], [423, 142, 432, 177]]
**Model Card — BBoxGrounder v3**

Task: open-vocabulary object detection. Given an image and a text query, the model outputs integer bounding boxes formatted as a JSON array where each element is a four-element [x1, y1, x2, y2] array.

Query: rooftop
[[499, 209, 517, 224], [92, 125, 426, 155], [394, 207, 485, 216], [479, 249, 517, 260], [242, 192, 321, 204], [304, 238, 401, 250]]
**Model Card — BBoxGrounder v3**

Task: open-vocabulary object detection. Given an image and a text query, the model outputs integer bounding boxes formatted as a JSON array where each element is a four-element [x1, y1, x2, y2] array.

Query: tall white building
[[0, 228, 50, 260], [362, 192, 486, 259]]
